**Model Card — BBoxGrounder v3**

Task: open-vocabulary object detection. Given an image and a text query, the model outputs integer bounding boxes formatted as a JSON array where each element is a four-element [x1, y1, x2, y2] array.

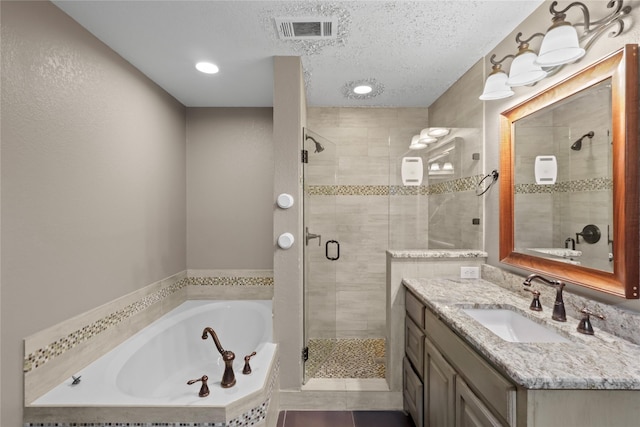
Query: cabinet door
[[424, 338, 456, 427], [456, 377, 504, 427]]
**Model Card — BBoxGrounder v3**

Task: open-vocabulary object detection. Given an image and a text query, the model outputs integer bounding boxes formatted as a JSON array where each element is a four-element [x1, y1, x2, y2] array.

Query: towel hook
[[476, 170, 499, 196]]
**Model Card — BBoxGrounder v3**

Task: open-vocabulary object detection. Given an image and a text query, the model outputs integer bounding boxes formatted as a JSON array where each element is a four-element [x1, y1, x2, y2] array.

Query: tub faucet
[[201, 327, 236, 388], [523, 274, 567, 322]]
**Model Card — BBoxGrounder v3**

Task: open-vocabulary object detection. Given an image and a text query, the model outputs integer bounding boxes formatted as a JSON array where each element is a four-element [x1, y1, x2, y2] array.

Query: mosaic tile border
[[185, 277, 274, 287], [24, 276, 274, 374], [515, 177, 612, 194], [307, 175, 482, 196], [24, 359, 280, 427]]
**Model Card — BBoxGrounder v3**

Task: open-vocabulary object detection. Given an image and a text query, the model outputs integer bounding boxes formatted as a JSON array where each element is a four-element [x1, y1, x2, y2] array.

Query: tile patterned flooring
[[305, 338, 386, 379], [277, 411, 416, 427]]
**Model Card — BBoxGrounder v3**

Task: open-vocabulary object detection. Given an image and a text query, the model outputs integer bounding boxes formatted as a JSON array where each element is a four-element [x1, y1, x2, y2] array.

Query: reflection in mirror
[[513, 79, 613, 273], [499, 45, 639, 299]]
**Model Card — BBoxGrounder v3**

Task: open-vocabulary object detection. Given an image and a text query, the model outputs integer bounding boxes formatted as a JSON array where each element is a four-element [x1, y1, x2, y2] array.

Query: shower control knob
[[277, 232, 295, 249], [277, 193, 294, 209]]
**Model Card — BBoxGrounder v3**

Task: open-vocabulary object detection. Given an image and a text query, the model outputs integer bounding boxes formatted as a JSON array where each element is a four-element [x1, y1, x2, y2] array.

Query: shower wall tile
[[307, 107, 340, 128], [336, 108, 399, 128]]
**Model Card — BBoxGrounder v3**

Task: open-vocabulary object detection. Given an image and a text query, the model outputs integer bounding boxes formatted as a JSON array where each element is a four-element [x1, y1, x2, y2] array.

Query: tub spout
[[201, 327, 236, 388]]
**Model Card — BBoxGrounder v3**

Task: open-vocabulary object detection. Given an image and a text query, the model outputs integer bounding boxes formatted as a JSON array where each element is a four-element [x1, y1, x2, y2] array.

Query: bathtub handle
[[243, 352, 257, 375], [187, 375, 210, 398]]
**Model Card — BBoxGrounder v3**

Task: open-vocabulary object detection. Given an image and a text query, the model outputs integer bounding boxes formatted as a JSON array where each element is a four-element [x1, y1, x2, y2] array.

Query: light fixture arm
[[550, 0, 631, 50], [515, 31, 546, 46], [489, 53, 515, 67]]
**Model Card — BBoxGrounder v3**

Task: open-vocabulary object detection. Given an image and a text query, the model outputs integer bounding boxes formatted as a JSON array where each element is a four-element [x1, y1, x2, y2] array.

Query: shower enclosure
[[302, 125, 389, 383], [302, 128, 338, 382]]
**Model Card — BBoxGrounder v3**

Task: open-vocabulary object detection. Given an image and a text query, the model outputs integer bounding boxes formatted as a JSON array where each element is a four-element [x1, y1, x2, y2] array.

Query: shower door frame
[[302, 128, 338, 384]]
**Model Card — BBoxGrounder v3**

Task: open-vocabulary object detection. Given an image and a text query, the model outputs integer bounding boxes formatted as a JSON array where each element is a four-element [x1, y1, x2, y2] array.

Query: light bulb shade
[[507, 51, 547, 87], [430, 163, 440, 171], [418, 129, 438, 144], [427, 128, 450, 137], [479, 70, 514, 100], [535, 24, 585, 67], [409, 134, 427, 150], [442, 162, 454, 171]]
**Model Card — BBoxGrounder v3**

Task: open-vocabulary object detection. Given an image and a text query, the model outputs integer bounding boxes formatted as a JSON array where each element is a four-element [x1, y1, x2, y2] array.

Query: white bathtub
[[32, 300, 276, 408]]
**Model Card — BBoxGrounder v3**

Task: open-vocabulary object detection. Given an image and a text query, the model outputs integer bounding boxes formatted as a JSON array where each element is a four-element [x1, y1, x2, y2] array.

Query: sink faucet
[[564, 237, 576, 251], [202, 327, 236, 388], [522, 274, 567, 322]]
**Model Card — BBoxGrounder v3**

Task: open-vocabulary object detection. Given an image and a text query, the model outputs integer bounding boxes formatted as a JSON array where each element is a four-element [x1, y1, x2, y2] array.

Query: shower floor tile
[[305, 338, 385, 379]]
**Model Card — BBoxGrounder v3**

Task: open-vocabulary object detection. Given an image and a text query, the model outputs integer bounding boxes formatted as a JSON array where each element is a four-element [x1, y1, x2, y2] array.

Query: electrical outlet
[[460, 266, 480, 279]]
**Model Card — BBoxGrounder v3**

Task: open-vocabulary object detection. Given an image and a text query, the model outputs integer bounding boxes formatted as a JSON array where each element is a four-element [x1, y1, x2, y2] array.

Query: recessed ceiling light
[[195, 62, 219, 74], [341, 78, 385, 100], [353, 85, 372, 94]]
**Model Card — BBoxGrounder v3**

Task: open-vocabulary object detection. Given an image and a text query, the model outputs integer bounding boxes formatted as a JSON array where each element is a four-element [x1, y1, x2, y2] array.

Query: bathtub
[[29, 300, 278, 425]]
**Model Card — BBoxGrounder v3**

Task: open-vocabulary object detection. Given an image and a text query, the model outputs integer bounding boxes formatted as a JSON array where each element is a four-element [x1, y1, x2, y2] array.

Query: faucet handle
[[187, 375, 210, 397], [577, 307, 606, 335], [243, 351, 257, 375], [523, 287, 542, 311]]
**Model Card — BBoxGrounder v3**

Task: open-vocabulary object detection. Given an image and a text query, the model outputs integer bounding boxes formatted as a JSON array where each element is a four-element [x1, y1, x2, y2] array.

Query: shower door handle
[[326, 240, 340, 261]]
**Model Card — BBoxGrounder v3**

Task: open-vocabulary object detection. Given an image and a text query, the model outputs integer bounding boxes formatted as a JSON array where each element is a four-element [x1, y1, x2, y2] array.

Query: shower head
[[305, 135, 325, 153], [571, 131, 594, 151]]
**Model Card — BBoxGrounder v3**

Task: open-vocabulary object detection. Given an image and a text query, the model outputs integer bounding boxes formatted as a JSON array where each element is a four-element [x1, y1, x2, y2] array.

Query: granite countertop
[[403, 277, 640, 390]]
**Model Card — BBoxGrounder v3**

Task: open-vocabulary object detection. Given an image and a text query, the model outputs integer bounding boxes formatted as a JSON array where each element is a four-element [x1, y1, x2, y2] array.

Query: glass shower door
[[302, 128, 338, 383]]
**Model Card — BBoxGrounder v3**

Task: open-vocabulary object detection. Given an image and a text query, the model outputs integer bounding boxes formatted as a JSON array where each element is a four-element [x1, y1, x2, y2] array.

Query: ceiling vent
[[274, 17, 337, 40]]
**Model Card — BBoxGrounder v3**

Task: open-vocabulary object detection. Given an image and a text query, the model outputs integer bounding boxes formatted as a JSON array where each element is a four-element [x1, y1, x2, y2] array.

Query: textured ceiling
[[52, 1, 544, 107]]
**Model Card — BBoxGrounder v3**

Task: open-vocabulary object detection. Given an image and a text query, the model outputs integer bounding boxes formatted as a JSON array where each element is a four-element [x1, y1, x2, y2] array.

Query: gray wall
[[428, 0, 640, 311], [1, 2, 187, 425], [186, 108, 274, 270]]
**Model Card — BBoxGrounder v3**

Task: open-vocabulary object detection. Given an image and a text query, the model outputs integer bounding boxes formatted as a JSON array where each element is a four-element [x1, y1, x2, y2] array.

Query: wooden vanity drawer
[[425, 309, 516, 426], [403, 357, 424, 427], [406, 290, 425, 328], [405, 315, 424, 379]]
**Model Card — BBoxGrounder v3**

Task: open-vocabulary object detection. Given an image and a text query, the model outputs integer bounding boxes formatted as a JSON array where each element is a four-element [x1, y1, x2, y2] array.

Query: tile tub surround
[[403, 276, 640, 390], [24, 270, 274, 408]]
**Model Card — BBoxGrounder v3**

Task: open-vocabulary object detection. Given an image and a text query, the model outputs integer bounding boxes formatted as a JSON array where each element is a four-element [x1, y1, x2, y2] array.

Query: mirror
[[499, 45, 639, 299]]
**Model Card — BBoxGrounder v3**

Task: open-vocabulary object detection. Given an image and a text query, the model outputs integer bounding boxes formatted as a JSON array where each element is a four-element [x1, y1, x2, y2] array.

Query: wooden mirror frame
[[499, 45, 639, 299]]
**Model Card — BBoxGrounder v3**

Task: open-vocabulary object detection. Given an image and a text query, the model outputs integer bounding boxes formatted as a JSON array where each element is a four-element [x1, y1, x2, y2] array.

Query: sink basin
[[462, 308, 570, 343]]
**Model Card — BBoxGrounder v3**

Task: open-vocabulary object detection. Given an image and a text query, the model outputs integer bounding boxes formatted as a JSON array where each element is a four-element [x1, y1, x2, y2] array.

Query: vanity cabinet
[[403, 280, 640, 427], [424, 337, 456, 427], [404, 289, 516, 427]]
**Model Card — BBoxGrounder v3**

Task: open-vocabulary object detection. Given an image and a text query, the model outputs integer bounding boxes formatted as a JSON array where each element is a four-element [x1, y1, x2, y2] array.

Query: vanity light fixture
[[408, 128, 450, 150], [479, 0, 632, 100], [427, 128, 450, 138], [418, 128, 438, 145], [195, 62, 219, 74], [409, 134, 428, 150], [506, 34, 548, 87]]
